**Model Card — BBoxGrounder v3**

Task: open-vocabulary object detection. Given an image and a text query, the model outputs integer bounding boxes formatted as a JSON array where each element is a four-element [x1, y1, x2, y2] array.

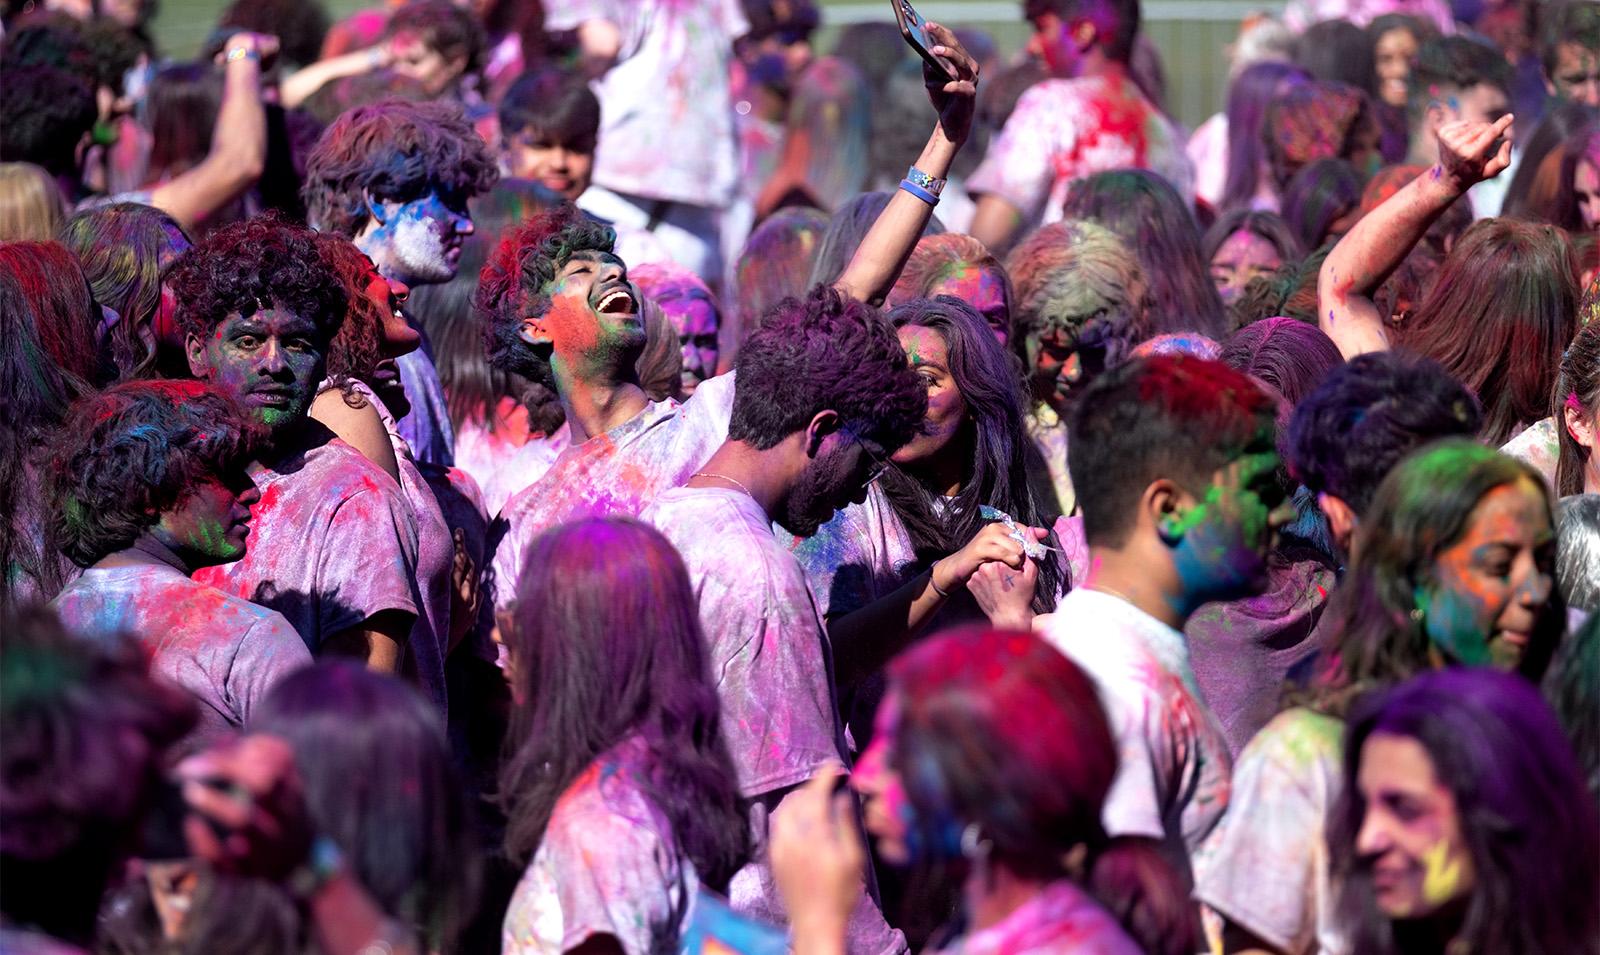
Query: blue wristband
[[899, 178, 939, 206]]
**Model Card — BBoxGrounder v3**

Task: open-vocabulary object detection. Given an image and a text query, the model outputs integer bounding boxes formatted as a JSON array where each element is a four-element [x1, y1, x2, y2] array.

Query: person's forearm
[[1319, 165, 1462, 355], [281, 47, 384, 108], [306, 870, 418, 955], [828, 565, 953, 688], [150, 54, 266, 228], [832, 126, 961, 305]]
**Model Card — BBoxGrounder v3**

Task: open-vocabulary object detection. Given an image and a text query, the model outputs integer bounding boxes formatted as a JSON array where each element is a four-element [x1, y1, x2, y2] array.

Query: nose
[[387, 277, 410, 305], [260, 338, 289, 373], [1514, 564, 1553, 611], [1580, 80, 1600, 107], [452, 209, 474, 236], [599, 260, 626, 286], [236, 483, 261, 508], [851, 739, 886, 797], [551, 148, 572, 172], [1355, 806, 1392, 859]]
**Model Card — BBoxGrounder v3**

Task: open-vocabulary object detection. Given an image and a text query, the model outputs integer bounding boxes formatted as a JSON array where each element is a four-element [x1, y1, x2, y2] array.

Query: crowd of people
[[2, 0, 1599, 952]]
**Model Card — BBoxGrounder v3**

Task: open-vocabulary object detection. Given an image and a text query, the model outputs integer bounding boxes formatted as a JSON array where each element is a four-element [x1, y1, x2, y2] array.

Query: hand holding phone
[[892, 0, 956, 83]]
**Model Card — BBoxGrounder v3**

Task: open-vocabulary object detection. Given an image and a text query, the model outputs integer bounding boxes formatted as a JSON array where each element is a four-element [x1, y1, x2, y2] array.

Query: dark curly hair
[[477, 202, 616, 387], [729, 284, 926, 453], [384, 0, 485, 78], [50, 380, 255, 568], [313, 232, 386, 398], [301, 99, 499, 237], [1285, 351, 1483, 518], [0, 65, 96, 179], [1, 603, 196, 941], [167, 214, 347, 343]]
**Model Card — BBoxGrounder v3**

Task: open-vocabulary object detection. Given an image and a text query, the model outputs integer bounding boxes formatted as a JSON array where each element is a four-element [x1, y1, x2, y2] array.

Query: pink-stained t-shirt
[[966, 73, 1194, 228], [781, 482, 918, 620], [643, 486, 907, 954], [1500, 416, 1560, 491], [503, 736, 699, 955], [456, 419, 571, 517], [1281, 0, 1455, 33], [489, 372, 736, 617], [52, 563, 311, 751], [1037, 588, 1233, 886], [927, 878, 1143, 955], [1194, 708, 1347, 955], [193, 439, 421, 660]]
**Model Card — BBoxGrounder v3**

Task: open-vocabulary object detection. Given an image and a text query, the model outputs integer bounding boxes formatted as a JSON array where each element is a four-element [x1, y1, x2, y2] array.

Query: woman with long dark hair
[[1196, 440, 1564, 955], [60, 202, 192, 380], [1555, 320, 1600, 496], [788, 296, 1060, 739], [1207, 60, 1310, 213], [772, 627, 1195, 955], [498, 517, 749, 954], [1202, 209, 1304, 306], [1330, 668, 1598, 955]]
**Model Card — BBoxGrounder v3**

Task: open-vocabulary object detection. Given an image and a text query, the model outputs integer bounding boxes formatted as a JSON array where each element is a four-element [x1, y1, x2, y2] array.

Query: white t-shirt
[[1194, 707, 1348, 955], [1037, 588, 1232, 883]]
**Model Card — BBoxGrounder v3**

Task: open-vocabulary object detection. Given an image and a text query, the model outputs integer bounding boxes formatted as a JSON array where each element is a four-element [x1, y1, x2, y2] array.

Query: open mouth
[[594, 285, 637, 316], [373, 358, 401, 387]]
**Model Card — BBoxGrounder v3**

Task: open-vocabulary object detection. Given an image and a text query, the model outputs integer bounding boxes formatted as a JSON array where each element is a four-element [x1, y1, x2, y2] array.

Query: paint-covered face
[[1209, 230, 1283, 305], [1575, 157, 1600, 231], [522, 250, 645, 386], [359, 258, 420, 416], [780, 430, 885, 538], [389, 29, 467, 96], [187, 308, 326, 438], [1170, 438, 1296, 603], [1374, 28, 1419, 108], [653, 284, 719, 396], [1355, 733, 1475, 920], [893, 325, 966, 466], [1420, 477, 1554, 670], [1025, 295, 1134, 415], [365, 187, 473, 286], [1551, 41, 1600, 107], [1027, 12, 1083, 78], [503, 129, 596, 202], [151, 466, 260, 566], [853, 691, 913, 865], [927, 264, 1010, 347]]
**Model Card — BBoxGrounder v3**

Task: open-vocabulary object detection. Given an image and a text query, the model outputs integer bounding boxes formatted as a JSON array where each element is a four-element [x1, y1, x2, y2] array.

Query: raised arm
[[1319, 115, 1513, 359], [832, 22, 977, 306], [147, 32, 276, 231], [280, 44, 392, 109]]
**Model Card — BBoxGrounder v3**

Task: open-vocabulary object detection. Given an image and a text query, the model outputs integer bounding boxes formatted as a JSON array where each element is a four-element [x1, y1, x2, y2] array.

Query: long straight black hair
[[498, 517, 749, 891], [880, 296, 1063, 613]]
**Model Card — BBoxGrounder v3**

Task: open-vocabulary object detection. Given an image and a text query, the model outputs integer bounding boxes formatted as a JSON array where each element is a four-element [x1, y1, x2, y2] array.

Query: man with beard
[[641, 285, 927, 952], [303, 99, 499, 467], [178, 217, 422, 679]]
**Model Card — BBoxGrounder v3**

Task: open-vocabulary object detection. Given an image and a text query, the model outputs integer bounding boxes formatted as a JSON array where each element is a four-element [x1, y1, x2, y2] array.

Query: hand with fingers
[[933, 521, 1045, 596], [448, 526, 482, 650], [1435, 113, 1515, 193], [772, 771, 863, 955], [968, 556, 1040, 630], [919, 21, 980, 145], [176, 734, 313, 881], [216, 32, 281, 69]]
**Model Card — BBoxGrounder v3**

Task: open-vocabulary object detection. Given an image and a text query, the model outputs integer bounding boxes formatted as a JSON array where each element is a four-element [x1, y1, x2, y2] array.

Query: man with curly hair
[[303, 98, 499, 467], [639, 285, 926, 951], [173, 216, 425, 693], [48, 380, 310, 752]]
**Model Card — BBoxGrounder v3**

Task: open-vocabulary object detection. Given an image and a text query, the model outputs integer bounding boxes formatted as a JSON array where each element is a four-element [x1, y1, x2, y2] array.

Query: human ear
[[1565, 401, 1597, 451], [185, 332, 211, 379], [363, 189, 389, 228], [1145, 479, 1189, 546], [1319, 492, 1357, 552], [804, 409, 842, 458], [1070, 17, 1097, 52]]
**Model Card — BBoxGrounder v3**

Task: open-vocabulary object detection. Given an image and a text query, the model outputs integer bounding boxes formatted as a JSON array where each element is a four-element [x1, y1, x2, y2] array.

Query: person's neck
[[559, 371, 650, 445], [964, 862, 1052, 935], [1078, 55, 1123, 83], [1081, 543, 1190, 631], [93, 535, 196, 576], [907, 440, 968, 499], [685, 440, 790, 520]]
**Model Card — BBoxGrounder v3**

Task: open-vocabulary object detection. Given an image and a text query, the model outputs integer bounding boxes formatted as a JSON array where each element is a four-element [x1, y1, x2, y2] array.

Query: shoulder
[[1244, 708, 1344, 773]]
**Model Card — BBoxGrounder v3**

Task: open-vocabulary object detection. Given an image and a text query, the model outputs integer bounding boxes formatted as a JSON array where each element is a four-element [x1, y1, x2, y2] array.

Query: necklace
[[1087, 584, 1138, 606], [690, 472, 754, 498]]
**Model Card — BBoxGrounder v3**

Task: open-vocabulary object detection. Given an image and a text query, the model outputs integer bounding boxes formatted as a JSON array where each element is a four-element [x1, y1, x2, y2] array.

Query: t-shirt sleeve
[[543, 808, 682, 955], [542, 0, 620, 33], [1193, 735, 1325, 953], [227, 611, 313, 726], [1097, 684, 1170, 840], [316, 485, 420, 636], [965, 83, 1067, 221]]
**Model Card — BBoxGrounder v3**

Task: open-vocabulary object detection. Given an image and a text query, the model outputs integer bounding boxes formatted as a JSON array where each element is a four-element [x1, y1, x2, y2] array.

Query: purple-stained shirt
[[456, 419, 571, 517], [781, 483, 918, 619], [503, 736, 697, 955], [490, 373, 736, 617], [394, 338, 456, 469], [642, 487, 906, 955], [1037, 588, 1233, 887], [193, 439, 420, 658], [927, 879, 1142, 955], [966, 74, 1194, 228], [52, 563, 311, 751]]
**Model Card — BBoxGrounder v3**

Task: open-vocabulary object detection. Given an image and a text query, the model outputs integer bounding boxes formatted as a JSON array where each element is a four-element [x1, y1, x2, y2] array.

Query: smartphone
[[137, 776, 237, 861], [891, 0, 956, 83]]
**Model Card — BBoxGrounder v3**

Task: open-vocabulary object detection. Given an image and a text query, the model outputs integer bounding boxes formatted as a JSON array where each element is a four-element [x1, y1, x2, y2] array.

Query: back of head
[[1407, 35, 1514, 127], [1069, 355, 1276, 547], [1024, 0, 1142, 64], [1402, 217, 1577, 446], [732, 206, 829, 339], [1556, 320, 1600, 497], [1557, 494, 1600, 612], [0, 161, 64, 240], [1006, 218, 1149, 358], [144, 62, 223, 180], [889, 232, 1008, 306], [302, 99, 499, 236], [216, 0, 328, 67], [1287, 351, 1480, 516], [1280, 158, 1362, 251], [50, 380, 252, 568], [1, 603, 195, 935], [1294, 18, 1375, 93], [808, 191, 944, 288], [1060, 169, 1225, 338], [1332, 667, 1599, 954], [789, 56, 873, 210], [167, 214, 346, 344], [250, 661, 476, 948], [0, 65, 96, 179], [1220, 316, 1341, 407], [729, 284, 926, 453], [60, 202, 190, 380]]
